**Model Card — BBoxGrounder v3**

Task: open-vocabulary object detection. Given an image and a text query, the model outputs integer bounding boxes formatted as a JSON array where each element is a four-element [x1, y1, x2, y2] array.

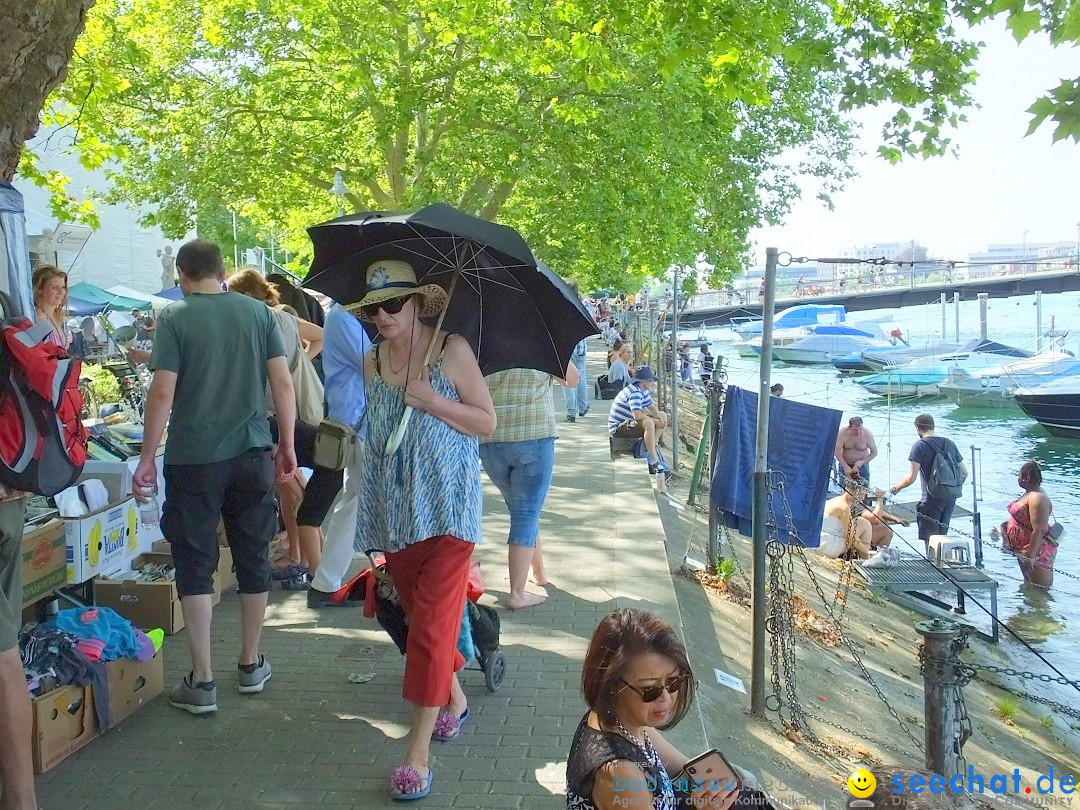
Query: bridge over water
[[674, 267, 1080, 327]]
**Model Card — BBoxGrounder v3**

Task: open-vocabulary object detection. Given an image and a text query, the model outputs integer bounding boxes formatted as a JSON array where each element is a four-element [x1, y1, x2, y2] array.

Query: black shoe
[[648, 464, 673, 481], [566, 415, 576, 423], [578, 406, 589, 417], [307, 587, 348, 608]]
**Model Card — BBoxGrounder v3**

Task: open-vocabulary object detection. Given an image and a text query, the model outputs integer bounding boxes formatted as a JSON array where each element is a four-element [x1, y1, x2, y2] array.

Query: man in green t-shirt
[[133, 240, 297, 715]]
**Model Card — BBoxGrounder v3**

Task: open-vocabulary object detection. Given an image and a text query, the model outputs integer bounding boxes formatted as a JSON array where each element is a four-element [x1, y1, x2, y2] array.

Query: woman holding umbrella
[[353, 259, 496, 801]]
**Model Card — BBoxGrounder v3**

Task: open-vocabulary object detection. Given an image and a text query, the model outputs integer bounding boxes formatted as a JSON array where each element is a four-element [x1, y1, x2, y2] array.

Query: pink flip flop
[[431, 707, 469, 742], [390, 765, 434, 801]]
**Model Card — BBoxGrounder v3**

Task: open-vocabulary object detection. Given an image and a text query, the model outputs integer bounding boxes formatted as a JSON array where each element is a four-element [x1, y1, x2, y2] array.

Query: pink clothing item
[[1005, 497, 1058, 570]]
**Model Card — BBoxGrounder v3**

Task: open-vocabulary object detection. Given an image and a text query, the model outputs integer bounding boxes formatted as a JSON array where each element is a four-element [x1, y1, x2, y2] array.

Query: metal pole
[[971, 445, 982, 566], [671, 267, 680, 472], [688, 387, 714, 506], [750, 247, 778, 718], [978, 293, 988, 340], [1035, 290, 1043, 351], [916, 618, 961, 777], [707, 385, 721, 568], [953, 293, 960, 342], [231, 211, 239, 269], [940, 292, 946, 340]]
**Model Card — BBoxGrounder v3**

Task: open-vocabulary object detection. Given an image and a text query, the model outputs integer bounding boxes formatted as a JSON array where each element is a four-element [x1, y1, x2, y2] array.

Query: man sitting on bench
[[607, 366, 669, 476]]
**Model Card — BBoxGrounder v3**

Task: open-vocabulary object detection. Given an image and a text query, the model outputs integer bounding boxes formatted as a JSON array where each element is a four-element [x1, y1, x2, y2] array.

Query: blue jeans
[[565, 353, 588, 416], [479, 438, 555, 547]]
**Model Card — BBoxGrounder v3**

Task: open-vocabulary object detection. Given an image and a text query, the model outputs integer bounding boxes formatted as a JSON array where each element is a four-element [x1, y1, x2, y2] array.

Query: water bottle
[[137, 485, 160, 528]]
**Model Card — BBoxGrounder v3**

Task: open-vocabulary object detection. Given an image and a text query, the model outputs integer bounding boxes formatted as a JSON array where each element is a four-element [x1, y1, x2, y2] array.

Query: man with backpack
[[132, 240, 297, 715], [890, 414, 968, 550]]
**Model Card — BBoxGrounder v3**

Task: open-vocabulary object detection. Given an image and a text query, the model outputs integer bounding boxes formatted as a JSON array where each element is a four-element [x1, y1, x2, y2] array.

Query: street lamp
[[1022, 229, 1029, 262], [331, 171, 347, 217]]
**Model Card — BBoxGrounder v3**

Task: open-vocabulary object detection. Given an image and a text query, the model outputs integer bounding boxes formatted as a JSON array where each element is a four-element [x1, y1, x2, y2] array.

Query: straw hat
[[349, 259, 448, 320]]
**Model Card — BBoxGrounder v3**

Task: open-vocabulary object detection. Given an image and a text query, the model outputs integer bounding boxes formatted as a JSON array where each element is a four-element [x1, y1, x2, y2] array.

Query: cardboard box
[[21, 519, 67, 608], [152, 541, 235, 593], [94, 554, 219, 635], [106, 651, 164, 727], [31, 683, 99, 773], [64, 476, 139, 584]]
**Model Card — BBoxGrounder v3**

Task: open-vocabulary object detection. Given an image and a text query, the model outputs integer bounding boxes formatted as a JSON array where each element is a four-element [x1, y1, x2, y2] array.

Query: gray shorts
[[0, 497, 29, 651]]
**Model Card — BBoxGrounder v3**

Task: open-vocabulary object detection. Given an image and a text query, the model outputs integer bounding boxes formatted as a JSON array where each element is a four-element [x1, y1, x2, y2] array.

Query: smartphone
[[675, 748, 741, 798]]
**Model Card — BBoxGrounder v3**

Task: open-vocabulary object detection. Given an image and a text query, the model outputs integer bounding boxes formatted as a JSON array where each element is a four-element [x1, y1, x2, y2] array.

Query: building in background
[[967, 242, 1074, 273], [15, 129, 190, 294]]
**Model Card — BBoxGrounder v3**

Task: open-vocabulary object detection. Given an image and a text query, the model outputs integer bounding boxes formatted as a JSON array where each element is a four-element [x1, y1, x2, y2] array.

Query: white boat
[[860, 341, 963, 372], [857, 339, 1035, 398], [768, 325, 895, 365], [937, 350, 1080, 407], [731, 303, 846, 339]]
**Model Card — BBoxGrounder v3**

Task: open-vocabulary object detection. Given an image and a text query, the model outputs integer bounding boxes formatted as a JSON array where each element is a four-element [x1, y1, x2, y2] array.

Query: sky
[[748, 22, 1080, 265]]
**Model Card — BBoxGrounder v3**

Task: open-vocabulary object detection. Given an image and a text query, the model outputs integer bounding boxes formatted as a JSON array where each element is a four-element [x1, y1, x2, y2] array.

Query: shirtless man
[[835, 416, 877, 483]]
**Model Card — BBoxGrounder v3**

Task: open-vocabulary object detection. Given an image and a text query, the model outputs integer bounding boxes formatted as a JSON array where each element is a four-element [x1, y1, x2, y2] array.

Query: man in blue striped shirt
[[607, 366, 669, 474]]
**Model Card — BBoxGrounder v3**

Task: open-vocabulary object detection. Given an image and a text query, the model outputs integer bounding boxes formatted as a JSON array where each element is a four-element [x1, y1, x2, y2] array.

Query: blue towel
[[50, 606, 145, 662], [710, 386, 841, 548], [456, 605, 475, 663]]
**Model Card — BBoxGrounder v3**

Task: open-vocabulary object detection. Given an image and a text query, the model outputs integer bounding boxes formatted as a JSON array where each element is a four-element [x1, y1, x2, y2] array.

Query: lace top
[[566, 715, 676, 810]]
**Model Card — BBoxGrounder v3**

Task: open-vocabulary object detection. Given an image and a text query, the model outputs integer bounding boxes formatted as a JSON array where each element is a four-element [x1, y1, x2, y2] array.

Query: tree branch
[[458, 176, 491, 213], [480, 180, 516, 220]]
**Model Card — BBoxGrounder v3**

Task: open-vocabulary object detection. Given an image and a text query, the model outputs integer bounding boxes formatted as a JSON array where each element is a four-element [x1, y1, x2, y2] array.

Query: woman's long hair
[[32, 265, 69, 332]]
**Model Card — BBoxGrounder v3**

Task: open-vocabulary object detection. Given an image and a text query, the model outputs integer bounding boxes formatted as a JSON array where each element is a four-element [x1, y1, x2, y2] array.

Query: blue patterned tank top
[[354, 354, 483, 554]]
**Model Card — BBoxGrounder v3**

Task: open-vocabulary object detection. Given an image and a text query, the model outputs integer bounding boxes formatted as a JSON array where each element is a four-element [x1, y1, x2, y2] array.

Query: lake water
[[684, 290, 1080, 694]]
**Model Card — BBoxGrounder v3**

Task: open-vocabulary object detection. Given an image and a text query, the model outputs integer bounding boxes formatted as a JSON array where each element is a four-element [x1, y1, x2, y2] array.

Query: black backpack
[[925, 438, 966, 500]]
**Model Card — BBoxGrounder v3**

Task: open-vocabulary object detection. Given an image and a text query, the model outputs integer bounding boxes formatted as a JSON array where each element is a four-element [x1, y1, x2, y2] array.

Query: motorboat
[[769, 324, 895, 365], [856, 339, 1034, 398], [1014, 377, 1080, 437], [731, 304, 846, 339], [938, 350, 1080, 407], [860, 341, 963, 372], [831, 349, 875, 375]]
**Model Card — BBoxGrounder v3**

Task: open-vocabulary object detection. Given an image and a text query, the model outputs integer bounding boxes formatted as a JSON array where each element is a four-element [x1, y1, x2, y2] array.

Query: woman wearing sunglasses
[[568, 609, 748, 810], [351, 259, 496, 801]]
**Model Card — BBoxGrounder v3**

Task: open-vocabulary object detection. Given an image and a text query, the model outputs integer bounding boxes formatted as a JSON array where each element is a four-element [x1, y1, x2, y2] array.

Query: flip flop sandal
[[431, 707, 469, 742], [390, 765, 434, 801]]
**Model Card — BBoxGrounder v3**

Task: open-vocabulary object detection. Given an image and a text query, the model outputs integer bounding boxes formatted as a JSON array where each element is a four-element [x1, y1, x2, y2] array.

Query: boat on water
[[1014, 376, 1080, 436], [731, 303, 846, 339], [856, 339, 1034, 398], [769, 324, 895, 365], [938, 350, 1080, 407], [859, 341, 963, 372]]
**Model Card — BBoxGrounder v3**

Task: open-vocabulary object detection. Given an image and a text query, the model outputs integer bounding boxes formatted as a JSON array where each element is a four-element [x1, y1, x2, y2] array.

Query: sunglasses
[[620, 675, 687, 703], [361, 294, 413, 319]]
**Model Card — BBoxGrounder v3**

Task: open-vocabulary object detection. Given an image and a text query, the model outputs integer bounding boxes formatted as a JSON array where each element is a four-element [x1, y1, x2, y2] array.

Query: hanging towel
[[710, 385, 841, 549]]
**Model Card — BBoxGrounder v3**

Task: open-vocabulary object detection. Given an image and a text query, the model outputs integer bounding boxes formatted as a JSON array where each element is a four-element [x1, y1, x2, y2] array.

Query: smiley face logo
[[848, 769, 877, 799]]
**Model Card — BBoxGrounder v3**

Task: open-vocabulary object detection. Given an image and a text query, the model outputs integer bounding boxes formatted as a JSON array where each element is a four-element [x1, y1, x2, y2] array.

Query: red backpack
[[0, 291, 88, 495]]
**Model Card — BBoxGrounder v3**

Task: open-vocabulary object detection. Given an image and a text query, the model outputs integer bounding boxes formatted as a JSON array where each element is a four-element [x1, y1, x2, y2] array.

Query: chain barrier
[[765, 516, 815, 738], [772, 475, 925, 755]]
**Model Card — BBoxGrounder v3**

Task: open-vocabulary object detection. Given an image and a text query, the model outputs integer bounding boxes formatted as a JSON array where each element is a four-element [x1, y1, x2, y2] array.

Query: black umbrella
[[304, 203, 598, 378]]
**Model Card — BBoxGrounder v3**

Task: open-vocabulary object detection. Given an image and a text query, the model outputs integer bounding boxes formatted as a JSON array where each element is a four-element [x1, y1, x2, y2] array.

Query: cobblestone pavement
[[35, 343, 696, 809]]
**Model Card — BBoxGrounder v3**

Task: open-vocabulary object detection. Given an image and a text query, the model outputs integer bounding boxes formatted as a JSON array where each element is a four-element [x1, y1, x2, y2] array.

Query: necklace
[[612, 718, 648, 753], [386, 330, 425, 376]]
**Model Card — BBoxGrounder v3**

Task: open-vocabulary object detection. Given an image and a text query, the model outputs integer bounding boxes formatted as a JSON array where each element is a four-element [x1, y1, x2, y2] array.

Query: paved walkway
[[36, 342, 702, 809]]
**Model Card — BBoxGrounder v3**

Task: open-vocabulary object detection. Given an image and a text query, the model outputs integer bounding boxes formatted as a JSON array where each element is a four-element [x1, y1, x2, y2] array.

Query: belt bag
[[312, 419, 355, 471]]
